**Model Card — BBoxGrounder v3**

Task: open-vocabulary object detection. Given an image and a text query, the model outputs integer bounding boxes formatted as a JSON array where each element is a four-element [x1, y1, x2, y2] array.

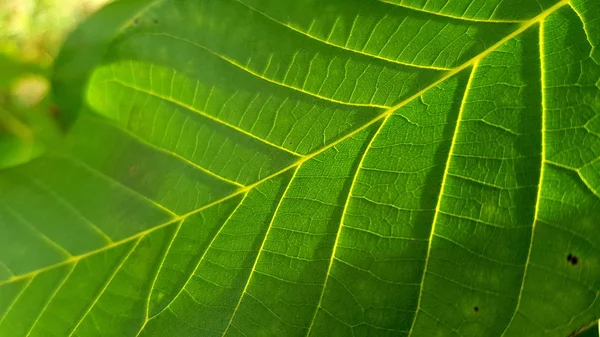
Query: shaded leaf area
[[0, 0, 599, 336]]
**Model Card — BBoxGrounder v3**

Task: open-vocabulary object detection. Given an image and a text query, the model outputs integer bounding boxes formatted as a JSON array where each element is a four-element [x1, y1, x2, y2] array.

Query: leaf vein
[[66, 237, 141, 337], [378, 0, 525, 23], [306, 119, 385, 335], [222, 167, 299, 336], [133, 32, 390, 109], [233, 0, 451, 71], [407, 62, 478, 336], [106, 78, 304, 158]]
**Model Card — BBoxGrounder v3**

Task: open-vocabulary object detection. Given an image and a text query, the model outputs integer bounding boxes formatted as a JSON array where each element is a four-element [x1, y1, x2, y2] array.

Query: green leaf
[[1, 0, 600, 336]]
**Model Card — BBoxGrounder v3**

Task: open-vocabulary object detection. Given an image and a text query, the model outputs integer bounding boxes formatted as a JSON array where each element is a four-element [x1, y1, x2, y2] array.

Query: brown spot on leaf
[[129, 165, 137, 174], [49, 105, 60, 118], [473, 306, 479, 312]]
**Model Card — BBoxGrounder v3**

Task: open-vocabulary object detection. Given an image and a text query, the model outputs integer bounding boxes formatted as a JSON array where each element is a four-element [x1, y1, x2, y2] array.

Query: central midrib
[[0, 0, 571, 287]]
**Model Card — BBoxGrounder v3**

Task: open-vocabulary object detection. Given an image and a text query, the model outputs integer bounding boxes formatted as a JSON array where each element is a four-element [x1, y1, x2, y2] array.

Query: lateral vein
[[306, 118, 386, 336], [107, 78, 304, 159], [233, 0, 452, 71], [406, 62, 478, 336], [134, 32, 390, 109]]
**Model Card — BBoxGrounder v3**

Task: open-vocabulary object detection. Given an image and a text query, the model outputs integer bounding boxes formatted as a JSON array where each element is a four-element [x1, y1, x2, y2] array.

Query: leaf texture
[[1, 0, 600, 336]]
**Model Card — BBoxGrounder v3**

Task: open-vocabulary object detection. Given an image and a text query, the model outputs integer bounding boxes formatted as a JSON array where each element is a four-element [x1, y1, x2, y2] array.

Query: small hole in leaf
[[567, 254, 578, 265], [567, 254, 572, 261], [473, 306, 479, 312]]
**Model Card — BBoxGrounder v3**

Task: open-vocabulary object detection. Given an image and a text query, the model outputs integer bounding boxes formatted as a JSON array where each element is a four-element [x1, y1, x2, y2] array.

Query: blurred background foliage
[[0, 0, 110, 65], [0, 0, 109, 168]]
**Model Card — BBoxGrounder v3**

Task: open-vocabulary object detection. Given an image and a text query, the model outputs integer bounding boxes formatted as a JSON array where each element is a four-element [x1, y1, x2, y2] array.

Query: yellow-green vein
[[134, 32, 391, 109], [0, 261, 13, 278], [501, 20, 547, 335], [106, 78, 305, 158], [25, 263, 77, 337], [144, 192, 248, 325], [90, 114, 246, 188], [63, 155, 178, 217], [379, 0, 526, 23], [407, 62, 478, 336], [66, 236, 142, 337], [233, 0, 452, 71], [222, 166, 299, 336], [545, 161, 600, 199], [27, 176, 114, 244], [306, 118, 386, 336], [4, 204, 72, 258], [0, 276, 34, 326], [140, 220, 183, 327]]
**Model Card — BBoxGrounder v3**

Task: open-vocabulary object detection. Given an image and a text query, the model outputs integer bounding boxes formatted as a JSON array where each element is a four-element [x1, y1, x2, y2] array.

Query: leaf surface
[[1, 0, 600, 336]]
